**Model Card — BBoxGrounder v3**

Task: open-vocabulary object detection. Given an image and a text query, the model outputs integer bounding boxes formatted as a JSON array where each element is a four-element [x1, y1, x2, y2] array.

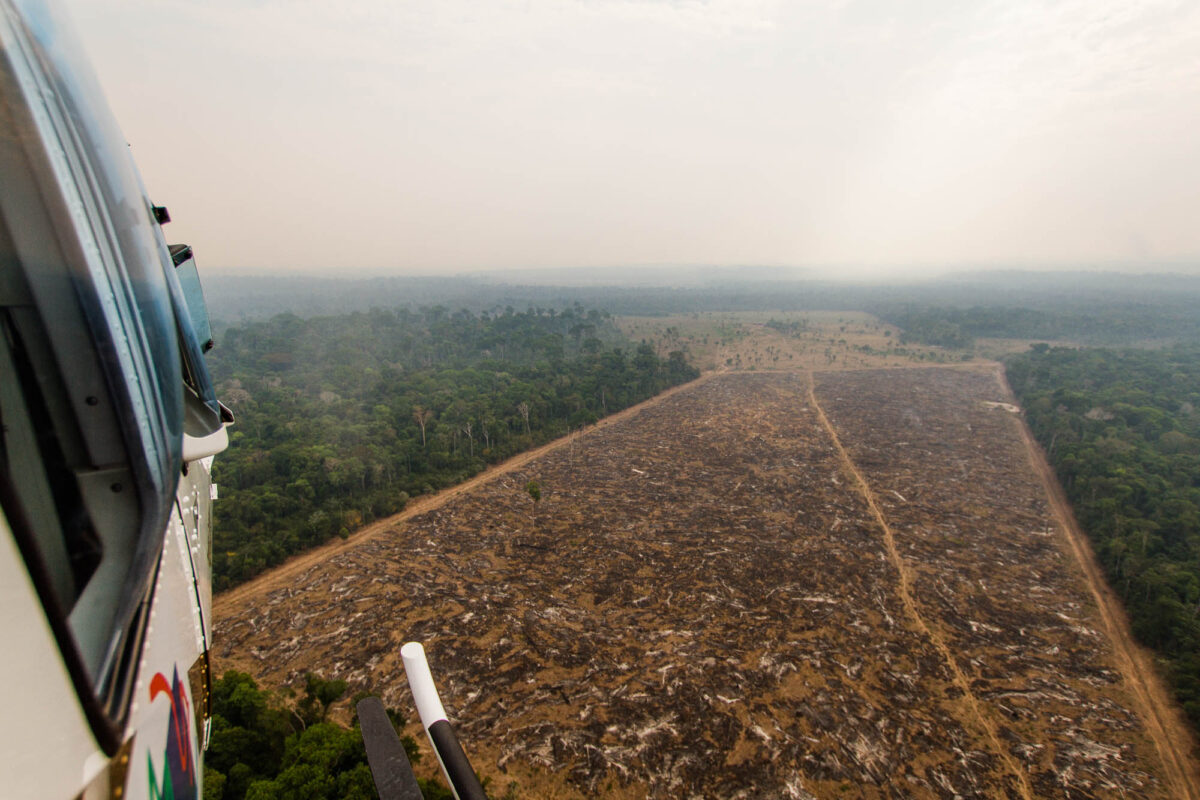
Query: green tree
[[1008, 344, 1200, 732], [297, 673, 349, 727]]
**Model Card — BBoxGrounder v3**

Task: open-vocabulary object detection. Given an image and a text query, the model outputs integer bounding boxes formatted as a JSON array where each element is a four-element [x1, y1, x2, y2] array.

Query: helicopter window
[[169, 246, 223, 441], [0, 331, 76, 605], [171, 245, 213, 351], [0, 4, 193, 750], [0, 221, 102, 615]]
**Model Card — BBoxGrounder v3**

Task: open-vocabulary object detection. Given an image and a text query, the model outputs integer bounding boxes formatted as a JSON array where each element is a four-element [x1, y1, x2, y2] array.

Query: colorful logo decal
[[147, 668, 197, 800]]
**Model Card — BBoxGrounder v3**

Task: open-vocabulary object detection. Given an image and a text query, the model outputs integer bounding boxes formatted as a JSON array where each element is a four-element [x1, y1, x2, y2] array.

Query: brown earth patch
[[214, 369, 1195, 798]]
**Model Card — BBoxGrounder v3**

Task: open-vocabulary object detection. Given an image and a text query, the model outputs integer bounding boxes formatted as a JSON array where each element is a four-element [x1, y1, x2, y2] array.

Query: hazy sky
[[63, 0, 1200, 276]]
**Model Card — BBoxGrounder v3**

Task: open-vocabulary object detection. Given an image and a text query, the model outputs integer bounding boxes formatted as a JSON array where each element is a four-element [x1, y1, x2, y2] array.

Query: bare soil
[[215, 374, 716, 613], [813, 368, 1196, 799], [995, 368, 1200, 800], [214, 368, 1198, 799]]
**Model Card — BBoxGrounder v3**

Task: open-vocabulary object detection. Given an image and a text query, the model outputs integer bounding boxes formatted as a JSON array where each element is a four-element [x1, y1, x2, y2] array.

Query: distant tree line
[[876, 306, 977, 348], [208, 305, 699, 590], [876, 304, 1200, 349], [1007, 345, 1200, 730], [763, 318, 808, 336], [204, 271, 1200, 327]]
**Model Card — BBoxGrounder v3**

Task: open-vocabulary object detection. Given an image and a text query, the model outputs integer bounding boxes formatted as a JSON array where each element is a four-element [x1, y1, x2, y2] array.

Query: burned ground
[[814, 369, 1166, 798], [215, 370, 1175, 798]]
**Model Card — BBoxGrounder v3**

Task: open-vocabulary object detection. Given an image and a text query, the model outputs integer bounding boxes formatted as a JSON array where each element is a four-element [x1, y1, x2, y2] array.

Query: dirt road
[[995, 366, 1200, 800], [808, 370, 1035, 800]]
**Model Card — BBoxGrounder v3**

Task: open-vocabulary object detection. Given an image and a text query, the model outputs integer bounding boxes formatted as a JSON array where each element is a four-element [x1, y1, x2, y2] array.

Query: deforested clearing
[[215, 369, 1194, 799]]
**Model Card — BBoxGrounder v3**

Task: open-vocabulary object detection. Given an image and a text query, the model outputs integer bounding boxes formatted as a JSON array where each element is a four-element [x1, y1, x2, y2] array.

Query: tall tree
[[413, 406, 433, 447]]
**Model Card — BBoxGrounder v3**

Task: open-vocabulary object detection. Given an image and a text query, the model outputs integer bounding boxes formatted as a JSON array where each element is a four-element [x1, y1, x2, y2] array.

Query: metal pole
[[401, 642, 488, 800]]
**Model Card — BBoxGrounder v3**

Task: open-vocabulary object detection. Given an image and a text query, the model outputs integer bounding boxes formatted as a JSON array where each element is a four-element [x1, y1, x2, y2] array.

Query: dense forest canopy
[[208, 305, 698, 590], [1007, 346, 1200, 729], [877, 305, 1200, 349], [203, 671, 474, 800]]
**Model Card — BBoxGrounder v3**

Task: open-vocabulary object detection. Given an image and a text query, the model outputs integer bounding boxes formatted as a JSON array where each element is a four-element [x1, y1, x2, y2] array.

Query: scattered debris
[[215, 370, 1167, 799]]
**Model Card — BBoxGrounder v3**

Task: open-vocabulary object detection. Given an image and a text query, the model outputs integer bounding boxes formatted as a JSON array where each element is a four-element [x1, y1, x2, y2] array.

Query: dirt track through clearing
[[994, 366, 1200, 800], [215, 363, 1200, 799], [807, 370, 1036, 800], [215, 373, 717, 615]]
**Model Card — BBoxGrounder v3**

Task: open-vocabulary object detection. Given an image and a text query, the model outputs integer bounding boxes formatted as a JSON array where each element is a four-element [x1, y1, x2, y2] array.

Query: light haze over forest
[[65, 0, 1200, 277]]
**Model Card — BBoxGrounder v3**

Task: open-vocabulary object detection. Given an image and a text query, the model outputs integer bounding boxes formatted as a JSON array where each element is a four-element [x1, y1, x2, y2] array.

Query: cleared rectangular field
[[215, 370, 1176, 799]]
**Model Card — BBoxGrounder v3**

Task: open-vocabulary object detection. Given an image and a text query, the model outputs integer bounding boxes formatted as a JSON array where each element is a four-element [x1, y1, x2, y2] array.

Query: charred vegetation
[[216, 370, 1179, 798]]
